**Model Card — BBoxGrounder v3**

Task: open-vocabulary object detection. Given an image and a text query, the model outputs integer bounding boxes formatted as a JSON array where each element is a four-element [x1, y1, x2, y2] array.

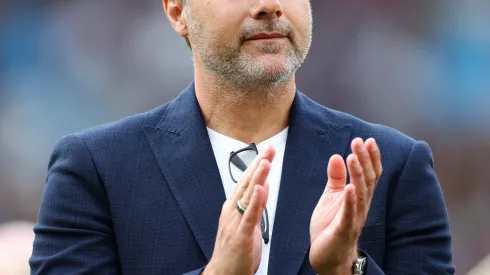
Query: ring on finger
[[237, 200, 247, 214]]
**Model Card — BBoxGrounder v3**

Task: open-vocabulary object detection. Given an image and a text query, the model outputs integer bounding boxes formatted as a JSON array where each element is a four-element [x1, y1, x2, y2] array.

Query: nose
[[250, 0, 283, 20]]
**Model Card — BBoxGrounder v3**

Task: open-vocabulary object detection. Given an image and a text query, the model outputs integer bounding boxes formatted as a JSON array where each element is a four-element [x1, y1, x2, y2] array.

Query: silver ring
[[237, 200, 247, 214]]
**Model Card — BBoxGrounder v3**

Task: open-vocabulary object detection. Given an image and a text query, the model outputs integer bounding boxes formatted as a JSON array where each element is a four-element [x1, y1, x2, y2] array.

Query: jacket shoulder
[[299, 93, 417, 152], [325, 106, 416, 152], [58, 103, 168, 151]]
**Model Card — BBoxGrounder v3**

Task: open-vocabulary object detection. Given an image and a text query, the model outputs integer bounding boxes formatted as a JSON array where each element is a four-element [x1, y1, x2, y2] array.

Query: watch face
[[352, 257, 367, 275]]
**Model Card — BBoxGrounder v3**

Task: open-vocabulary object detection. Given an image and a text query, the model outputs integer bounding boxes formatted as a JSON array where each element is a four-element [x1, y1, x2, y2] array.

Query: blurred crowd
[[1, 0, 489, 274]]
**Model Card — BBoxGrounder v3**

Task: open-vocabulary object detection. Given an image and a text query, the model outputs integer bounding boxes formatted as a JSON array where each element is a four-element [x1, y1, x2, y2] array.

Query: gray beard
[[195, 42, 306, 90], [186, 8, 312, 91]]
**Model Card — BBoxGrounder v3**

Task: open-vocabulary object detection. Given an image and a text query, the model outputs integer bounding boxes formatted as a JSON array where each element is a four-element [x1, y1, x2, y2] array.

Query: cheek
[[192, 1, 247, 36], [282, 0, 311, 13], [283, 2, 312, 39], [194, 0, 248, 33]]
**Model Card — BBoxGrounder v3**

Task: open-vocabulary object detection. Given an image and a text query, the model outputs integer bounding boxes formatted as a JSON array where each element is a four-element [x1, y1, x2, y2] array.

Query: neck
[[194, 63, 296, 145]]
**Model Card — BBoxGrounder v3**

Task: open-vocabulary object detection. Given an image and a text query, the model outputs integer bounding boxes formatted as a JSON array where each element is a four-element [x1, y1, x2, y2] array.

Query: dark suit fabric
[[30, 83, 454, 274]]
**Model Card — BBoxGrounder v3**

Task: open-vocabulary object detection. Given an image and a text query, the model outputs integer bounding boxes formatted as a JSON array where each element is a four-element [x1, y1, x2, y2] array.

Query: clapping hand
[[203, 146, 276, 275], [309, 138, 382, 275]]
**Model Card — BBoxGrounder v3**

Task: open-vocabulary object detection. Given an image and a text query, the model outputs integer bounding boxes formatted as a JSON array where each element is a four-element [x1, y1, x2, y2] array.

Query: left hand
[[309, 138, 383, 275]]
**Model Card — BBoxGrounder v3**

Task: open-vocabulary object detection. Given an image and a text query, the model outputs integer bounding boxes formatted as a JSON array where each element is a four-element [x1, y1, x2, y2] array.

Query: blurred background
[[0, 0, 489, 274]]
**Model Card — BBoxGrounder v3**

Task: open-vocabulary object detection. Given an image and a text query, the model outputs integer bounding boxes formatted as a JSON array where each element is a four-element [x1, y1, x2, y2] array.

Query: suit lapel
[[141, 84, 353, 272], [268, 92, 353, 275], [142, 84, 225, 261]]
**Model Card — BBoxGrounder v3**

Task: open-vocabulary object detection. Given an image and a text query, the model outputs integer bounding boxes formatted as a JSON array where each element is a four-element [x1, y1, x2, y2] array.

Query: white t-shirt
[[207, 127, 288, 275]]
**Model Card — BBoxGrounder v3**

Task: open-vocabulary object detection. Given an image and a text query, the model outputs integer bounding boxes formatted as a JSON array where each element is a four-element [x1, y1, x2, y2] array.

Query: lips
[[246, 32, 287, 40]]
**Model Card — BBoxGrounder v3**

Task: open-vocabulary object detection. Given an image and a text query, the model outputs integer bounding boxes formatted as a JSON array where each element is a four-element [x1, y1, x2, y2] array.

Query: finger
[[230, 145, 275, 203], [351, 138, 377, 189], [263, 178, 270, 202], [347, 154, 368, 216], [239, 184, 267, 236], [325, 154, 347, 192], [337, 184, 357, 237], [240, 159, 271, 209], [242, 146, 275, 200], [365, 138, 382, 180]]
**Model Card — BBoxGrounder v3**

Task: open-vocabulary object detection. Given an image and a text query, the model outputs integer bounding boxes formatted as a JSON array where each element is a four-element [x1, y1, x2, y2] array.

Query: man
[[30, 0, 454, 274]]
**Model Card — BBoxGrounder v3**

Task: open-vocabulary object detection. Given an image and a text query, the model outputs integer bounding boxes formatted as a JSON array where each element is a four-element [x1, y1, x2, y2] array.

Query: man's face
[[184, 0, 312, 89]]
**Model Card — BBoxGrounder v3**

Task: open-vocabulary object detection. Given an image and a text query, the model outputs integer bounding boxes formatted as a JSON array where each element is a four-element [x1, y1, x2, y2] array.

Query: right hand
[[203, 145, 276, 275]]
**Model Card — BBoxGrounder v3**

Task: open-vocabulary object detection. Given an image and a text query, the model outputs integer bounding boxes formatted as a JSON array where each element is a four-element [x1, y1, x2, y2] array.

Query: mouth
[[246, 32, 287, 41]]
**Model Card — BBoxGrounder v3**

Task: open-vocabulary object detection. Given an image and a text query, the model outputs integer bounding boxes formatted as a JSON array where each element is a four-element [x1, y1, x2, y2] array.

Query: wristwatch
[[352, 250, 367, 275]]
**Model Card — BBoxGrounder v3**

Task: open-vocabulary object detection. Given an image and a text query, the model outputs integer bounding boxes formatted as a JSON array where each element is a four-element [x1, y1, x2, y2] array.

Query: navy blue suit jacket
[[30, 83, 454, 274]]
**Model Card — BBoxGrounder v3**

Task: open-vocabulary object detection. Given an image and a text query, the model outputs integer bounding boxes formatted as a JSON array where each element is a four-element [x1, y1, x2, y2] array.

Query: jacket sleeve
[[30, 134, 121, 274], [364, 141, 455, 274]]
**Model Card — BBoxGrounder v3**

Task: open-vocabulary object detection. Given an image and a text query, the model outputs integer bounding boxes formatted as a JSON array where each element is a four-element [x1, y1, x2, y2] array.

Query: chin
[[254, 52, 288, 64], [255, 64, 293, 85], [259, 55, 291, 71]]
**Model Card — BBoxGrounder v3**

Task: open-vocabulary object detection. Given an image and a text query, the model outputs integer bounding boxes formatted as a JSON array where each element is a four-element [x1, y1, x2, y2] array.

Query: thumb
[[325, 154, 347, 192]]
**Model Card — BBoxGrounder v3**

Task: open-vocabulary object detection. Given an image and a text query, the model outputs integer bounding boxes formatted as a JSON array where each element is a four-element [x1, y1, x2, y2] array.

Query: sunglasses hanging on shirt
[[229, 143, 270, 244]]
